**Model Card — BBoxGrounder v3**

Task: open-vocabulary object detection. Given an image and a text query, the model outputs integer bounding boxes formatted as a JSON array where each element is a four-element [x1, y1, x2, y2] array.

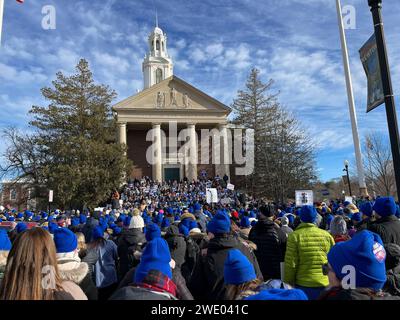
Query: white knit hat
[[129, 215, 144, 229]]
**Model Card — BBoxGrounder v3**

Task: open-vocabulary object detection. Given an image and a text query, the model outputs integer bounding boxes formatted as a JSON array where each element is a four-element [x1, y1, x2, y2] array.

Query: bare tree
[[363, 132, 396, 198]]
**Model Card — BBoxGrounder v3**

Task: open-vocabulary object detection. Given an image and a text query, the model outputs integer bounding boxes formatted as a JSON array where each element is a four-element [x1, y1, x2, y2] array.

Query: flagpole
[[335, 0, 368, 197], [0, 0, 4, 45]]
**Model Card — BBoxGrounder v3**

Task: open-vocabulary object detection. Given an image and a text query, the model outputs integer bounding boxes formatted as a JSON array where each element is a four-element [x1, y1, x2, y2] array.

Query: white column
[[215, 124, 230, 178], [118, 122, 127, 146], [152, 123, 163, 182], [336, 0, 367, 196], [187, 123, 198, 181]]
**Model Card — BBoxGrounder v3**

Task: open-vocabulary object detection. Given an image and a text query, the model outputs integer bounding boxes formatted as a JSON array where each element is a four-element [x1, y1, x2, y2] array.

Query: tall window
[[156, 68, 163, 84], [10, 189, 17, 201], [156, 40, 160, 50]]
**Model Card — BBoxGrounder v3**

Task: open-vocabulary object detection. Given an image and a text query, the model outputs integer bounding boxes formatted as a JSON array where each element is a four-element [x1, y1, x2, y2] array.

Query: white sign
[[295, 190, 313, 207], [227, 183, 235, 191], [49, 190, 54, 203], [345, 196, 353, 204], [206, 188, 218, 204]]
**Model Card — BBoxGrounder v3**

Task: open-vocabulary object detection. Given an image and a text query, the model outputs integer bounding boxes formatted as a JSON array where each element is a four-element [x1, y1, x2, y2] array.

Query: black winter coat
[[117, 228, 146, 279], [189, 234, 263, 301], [369, 215, 400, 245], [248, 217, 287, 280]]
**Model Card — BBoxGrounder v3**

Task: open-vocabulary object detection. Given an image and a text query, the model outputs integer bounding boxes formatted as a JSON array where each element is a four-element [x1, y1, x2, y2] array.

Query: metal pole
[[0, 0, 4, 45], [346, 165, 352, 196], [368, 0, 400, 202], [336, 0, 367, 196]]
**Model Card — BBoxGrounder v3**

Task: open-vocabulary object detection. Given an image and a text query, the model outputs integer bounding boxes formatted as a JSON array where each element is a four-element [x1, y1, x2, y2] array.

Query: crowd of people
[[0, 176, 400, 300]]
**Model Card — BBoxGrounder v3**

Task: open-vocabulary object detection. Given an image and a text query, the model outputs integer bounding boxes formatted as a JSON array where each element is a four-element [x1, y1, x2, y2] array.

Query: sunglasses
[[322, 263, 332, 276]]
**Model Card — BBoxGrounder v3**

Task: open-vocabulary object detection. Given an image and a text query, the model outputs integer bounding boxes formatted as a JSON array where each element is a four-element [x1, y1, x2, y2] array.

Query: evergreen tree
[[232, 68, 316, 202], [2, 59, 131, 209]]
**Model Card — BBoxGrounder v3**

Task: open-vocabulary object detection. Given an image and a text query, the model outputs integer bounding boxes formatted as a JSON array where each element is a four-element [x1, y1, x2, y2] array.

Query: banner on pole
[[206, 188, 218, 204], [359, 34, 385, 113], [49, 190, 54, 203], [295, 190, 313, 207]]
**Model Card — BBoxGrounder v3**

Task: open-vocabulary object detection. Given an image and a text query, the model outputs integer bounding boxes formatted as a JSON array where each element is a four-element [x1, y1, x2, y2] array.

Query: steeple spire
[[155, 8, 158, 28]]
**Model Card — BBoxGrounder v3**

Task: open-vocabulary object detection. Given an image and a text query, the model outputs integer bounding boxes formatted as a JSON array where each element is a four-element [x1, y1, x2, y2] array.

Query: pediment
[[113, 76, 231, 115]]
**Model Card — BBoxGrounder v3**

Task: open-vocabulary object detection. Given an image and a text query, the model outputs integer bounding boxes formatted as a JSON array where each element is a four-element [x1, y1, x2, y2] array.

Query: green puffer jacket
[[284, 223, 335, 288]]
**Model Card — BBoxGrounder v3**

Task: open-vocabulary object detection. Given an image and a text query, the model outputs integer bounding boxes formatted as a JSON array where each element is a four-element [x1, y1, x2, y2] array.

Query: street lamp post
[[343, 160, 352, 196], [368, 0, 400, 202]]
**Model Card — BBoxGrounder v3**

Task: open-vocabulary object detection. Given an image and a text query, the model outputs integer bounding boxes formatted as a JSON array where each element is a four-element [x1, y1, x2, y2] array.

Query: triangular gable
[[113, 76, 231, 114]]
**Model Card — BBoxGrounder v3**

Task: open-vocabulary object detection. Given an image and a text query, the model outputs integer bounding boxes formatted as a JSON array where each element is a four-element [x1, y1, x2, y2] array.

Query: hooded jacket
[[383, 243, 400, 296], [284, 223, 335, 288], [117, 228, 146, 279], [189, 234, 263, 300], [248, 217, 287, 280], [57, 254, 98, 300]]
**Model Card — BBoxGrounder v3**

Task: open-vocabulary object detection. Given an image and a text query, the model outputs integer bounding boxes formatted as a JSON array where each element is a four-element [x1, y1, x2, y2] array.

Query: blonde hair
[[75, 232, 86, 252], [224, 278, 263, 300], [0, 228, 64, 300]]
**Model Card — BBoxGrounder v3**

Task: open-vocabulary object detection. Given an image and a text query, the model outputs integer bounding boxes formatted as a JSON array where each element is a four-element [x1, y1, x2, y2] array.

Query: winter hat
[[33, 215, 41, 222], [231, 211, 239, 220], [48, 222, 58, 234], [16, 222, 27, 233], [244, 289, 308, 301], [161, 217, 171, 230], [71, 217, 80, 227], [113, 227, 122, 235], [250, 220, 257, 227], [360, 202, 373, 218], [179, 224, 189, 237], [54, 228, 78, 253], [194, 203, 202, 211], [300, 205, 317, 223], [92, 226, 104, 241], [16, 213, 24, 220], [8, 216, 15, 222], [328, 230, 387, 291], [373, 197, 397, 218], [79, 214, 87, 224], [330, 216, 347, 236], [153, 213, 164, 225], [129, 215, 145, 229], [0, 229, 12, 251], [123, 216, 132, 227], [240, 216, 251, 228], [41, 212, 48, 219], [351, 212, 362, 223], [326, 214, 334, 228], [224, 249, 257, 285], [134, 238, 172, 284], [343, 201, 351, 207], [145, 223, 161, 242], [132, 208, 140, 216], [207, 212, 231, 234]]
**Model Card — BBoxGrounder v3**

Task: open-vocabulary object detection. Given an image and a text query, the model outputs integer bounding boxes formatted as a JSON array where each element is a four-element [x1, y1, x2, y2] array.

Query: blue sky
[[1, 0, 400, 182]]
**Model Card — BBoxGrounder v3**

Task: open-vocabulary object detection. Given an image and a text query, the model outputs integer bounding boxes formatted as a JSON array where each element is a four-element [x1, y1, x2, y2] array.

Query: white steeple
[[142, 20, 173, 89]]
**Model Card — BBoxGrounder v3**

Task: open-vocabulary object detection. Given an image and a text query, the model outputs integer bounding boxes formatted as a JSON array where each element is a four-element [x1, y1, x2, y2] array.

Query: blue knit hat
[[351, 212, 362, 222], [326, 214, 334, 228], [224, 249, 257, 285], [240, 216, 251, 228], [0, 229, 11, 251], [123, 216, 132, 227], [360, 202, 373, 217], [373, 197, 397, 218], [194, 203, 202, 211], [33, 215, 41, 222], [135, 238, 172, 284], [161, 217, 171, 229], [71, 217, 80, 227], [244, 288, 308, 300], [113, 227, 122, 235], [145, 223, 161, 242], [250, 220, 257, 227], [16, 213, 24, 219], [16, 222, 27, 233], [79, 215, 87, 224], [188, 220, 198, 231], [207, 212, 231, 234], [48, 222, 58, 234], [54, 228, 78, 253], [328, 230, 387, 291], [92, 226, 104, 241], [8, 216, 15, 222], [179, 224, 189, 237], [300, 205, 317, 223]]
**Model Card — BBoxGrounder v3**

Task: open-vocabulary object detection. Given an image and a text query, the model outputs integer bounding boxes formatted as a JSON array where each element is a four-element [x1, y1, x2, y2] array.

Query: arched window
[[156, 40, 160, 50], [10, 189, 17, 201], [156, 68, 163, 84]]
